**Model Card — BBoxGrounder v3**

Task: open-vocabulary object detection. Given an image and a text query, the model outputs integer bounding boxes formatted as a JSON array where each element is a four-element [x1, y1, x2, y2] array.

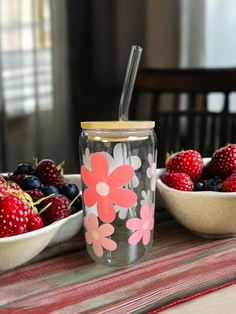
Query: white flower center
[[92, 230, 99, 240], [143, 220, 150, 230], [96, 181, 110, 196]]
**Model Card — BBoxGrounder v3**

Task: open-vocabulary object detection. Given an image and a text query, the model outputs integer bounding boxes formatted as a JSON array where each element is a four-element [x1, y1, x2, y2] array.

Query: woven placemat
[[1, 219, 236, 313]]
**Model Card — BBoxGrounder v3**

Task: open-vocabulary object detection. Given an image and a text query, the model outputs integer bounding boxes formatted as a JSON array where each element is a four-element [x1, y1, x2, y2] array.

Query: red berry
[[34, 159, 64, 187], [8, 180, 23, 191], [40, 194, 71, 225], [203, 144, 236, 178], [27, 212, 44, 231], [227, 172, 236, 180], [0, 195, 31, 238], [162, 172, 194, 191], [26, 189, 44, 202], [222, 180, 236, 192], [8, 173, 27, 186], [0, 176, 8, 195], [166, 150, 203, 181], [0, 176, 23, 196], [222, 172, 236, 192]]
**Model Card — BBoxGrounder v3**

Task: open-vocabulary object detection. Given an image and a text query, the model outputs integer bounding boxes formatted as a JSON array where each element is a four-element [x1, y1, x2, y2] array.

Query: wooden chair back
[[130, 68, 236, 167]]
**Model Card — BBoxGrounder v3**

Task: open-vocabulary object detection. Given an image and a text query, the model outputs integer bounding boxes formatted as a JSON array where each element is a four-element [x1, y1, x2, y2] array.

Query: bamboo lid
[[81, 121, 155, 129]]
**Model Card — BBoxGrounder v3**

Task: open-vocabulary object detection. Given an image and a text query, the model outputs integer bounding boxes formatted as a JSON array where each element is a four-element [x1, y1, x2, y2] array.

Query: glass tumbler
[[79, 121, 157, 267]]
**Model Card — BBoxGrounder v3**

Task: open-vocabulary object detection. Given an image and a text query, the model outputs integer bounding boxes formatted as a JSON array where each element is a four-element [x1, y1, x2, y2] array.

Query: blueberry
[[14, 163, 32, 175], [70, 195, 82, 214], [42, 185, 59, 196], [194, 181, 205, 191], [59, 183, 79, 200], [205, 176, 223, 192], [21, 175, 42, 190]]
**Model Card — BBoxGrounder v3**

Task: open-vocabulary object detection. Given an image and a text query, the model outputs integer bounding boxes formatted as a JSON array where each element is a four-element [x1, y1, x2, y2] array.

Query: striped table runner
[[1, 219, 236, 314]]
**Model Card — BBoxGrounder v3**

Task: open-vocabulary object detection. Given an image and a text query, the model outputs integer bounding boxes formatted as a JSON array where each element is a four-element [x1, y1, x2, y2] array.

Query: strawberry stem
[[68, 193, 81, 209], [38, 202, 52, 215], [33, 194, 55, 206], [57, 160, 65, 171], [32, 157, 38, 167], [8, 190, 33, 203], [56, 160, 65, 177]]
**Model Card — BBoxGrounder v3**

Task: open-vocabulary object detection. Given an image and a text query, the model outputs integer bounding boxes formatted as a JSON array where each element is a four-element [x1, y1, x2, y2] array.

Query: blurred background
[[0, 0, 236, 173]]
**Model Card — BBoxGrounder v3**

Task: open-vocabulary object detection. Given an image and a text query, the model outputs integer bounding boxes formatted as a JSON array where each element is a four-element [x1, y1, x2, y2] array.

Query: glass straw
[[118, 45, 143, 121]]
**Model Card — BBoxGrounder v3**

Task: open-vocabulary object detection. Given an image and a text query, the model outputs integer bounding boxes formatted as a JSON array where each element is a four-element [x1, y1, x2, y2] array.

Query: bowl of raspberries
[[157, 144, 236, 239], [0, 159, 83, 271]]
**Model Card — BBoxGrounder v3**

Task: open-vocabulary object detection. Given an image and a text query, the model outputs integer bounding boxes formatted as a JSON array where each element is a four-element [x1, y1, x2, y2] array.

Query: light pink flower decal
[[81, 152, 137, 223], [126, 204, 155, 246], [84, 213, 117, 257], [147, 153, 157, 192]]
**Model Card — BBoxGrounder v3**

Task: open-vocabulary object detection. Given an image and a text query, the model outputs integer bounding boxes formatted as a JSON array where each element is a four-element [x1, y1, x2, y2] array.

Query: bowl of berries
[[0, 159, 83, 271], [157, 144, 236, 239]]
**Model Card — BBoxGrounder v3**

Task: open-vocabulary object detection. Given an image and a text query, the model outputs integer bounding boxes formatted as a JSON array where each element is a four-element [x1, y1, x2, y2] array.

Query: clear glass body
[[79, 126, 157, 267]]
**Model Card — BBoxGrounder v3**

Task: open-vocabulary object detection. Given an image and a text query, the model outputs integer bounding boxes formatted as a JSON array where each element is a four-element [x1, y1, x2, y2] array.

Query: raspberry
[[166, 150, 203, 181], [40, 194, 71, 225], [222, 172, 236, 192], [34, 159, 64, 187], [0, 195, 31, 238], [9, 174, 27, 187], [203, 144, 236, 178], [162, 172, 194, 191], [27, 212, 44, 232], [26, 189, 44, 202]]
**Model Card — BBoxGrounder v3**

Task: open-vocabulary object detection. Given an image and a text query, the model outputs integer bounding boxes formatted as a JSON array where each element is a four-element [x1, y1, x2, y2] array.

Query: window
[[180, 0, 236, 112], [0, 0, 53, 117]]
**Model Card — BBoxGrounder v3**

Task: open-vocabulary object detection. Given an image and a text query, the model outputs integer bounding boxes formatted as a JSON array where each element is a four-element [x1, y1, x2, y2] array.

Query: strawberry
[[222, 179, 236, 192], [0, 195, 31, 238], [27, 212, 44, 232], [203, 144, 236, 178], [222, 172, 236, 192], [227, 172, 236, 180], [166, 150, 203, 181], [34, 159, 64, 187], [39, 194, 71, 225], [162, 172, 194, 191], [0, 176, 8, 195], [0, 175, 23, 195], [8, 180, 22, 191]]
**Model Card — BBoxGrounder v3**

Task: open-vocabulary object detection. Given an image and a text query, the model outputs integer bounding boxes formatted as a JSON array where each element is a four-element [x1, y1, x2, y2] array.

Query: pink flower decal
[[81, 152, 137, 223], [84, 213, 117, 257], [126, 204, 155, 246]]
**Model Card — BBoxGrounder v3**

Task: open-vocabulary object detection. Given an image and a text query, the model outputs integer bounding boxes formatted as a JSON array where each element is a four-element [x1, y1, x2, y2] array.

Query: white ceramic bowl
[[0, 174, 83, 271], [156, 160, 236, 239]]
